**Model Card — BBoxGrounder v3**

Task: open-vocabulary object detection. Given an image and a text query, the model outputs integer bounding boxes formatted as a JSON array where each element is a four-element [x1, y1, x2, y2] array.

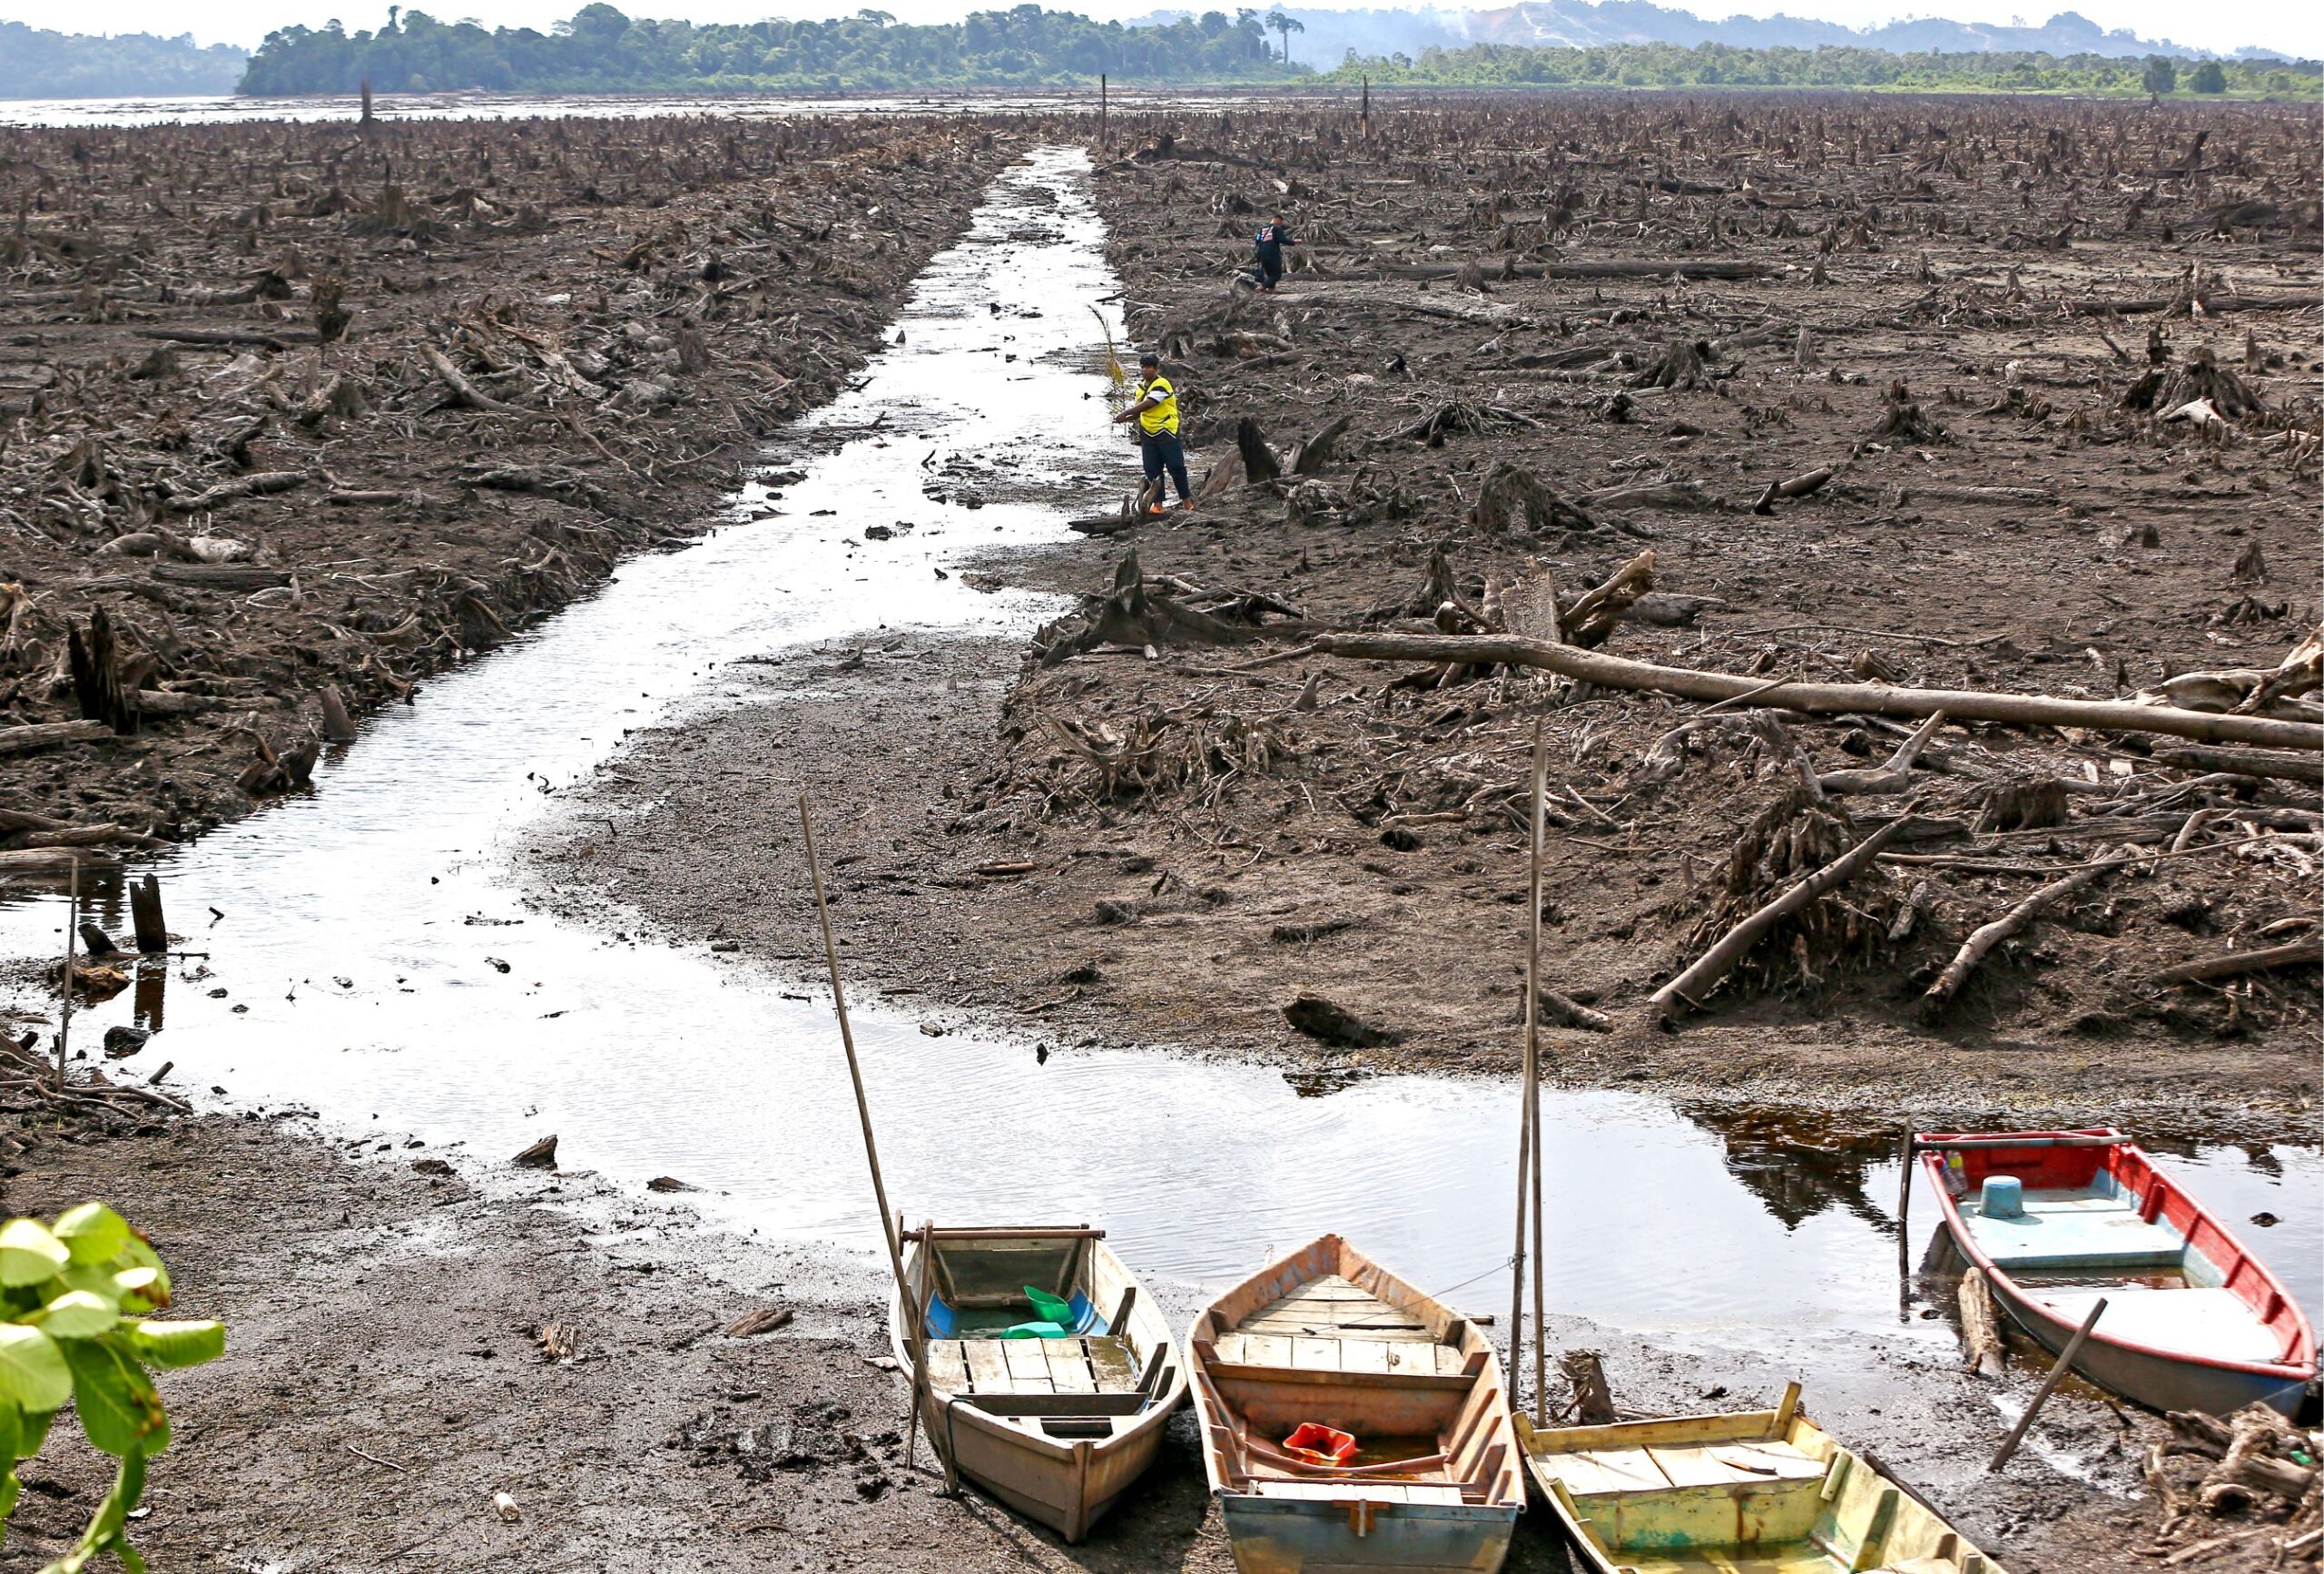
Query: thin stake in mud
[[56, 859, 79, 1094], [799, 793, 951, 1490], [1989, 1298, 2107, 1472]]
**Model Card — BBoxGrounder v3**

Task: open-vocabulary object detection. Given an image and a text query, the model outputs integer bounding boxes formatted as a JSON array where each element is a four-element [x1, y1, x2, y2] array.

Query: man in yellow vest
[[1110, 351, 1195, 516]]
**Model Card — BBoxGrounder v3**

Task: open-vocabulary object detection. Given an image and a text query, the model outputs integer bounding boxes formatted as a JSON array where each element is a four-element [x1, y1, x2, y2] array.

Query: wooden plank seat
[[924, 1333, 1144, 1401]]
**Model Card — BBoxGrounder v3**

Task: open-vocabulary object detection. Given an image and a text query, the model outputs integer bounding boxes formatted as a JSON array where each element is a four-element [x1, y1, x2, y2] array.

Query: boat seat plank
[[1963, 1195, 2184, 1272], [2031, 1286, 2286, 1362], [1536, 1447, 1670, 1497], [927, 1342, 971, 1395], [1647, 1439, 1824, 1489], [1339, 1339, 1393, 1374], [1086, 1335, 1140, 1392], [963, 1340, 1012, 1395], [1292, 1336, 1343, 1371], [1002, 1338, 1057, 1392], [1047, 1342, 1098, 1394], [1385, 1341, 1438, 1375]]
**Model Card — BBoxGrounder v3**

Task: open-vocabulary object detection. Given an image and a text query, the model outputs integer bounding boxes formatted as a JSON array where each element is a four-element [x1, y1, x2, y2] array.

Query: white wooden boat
[[888, 1225, 1185, 1542], [1188, 1234, 1523, 1574], [1522, 1385, 2010, 1574]]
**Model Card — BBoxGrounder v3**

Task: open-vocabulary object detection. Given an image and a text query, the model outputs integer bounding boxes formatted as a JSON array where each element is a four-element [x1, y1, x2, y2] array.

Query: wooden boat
[[1187, 1234, 1524, 1574], [1521, 1385, 2008, 1574], [888, 1225, 1185, 1542], [1916, 1128, 2315, 1417]]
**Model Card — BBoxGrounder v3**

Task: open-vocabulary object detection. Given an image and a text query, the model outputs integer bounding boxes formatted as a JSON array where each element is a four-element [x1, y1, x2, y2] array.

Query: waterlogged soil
[[534, 98, 2321, 1139], [0, 1115, 2135, 1573], [0, 113, 1016, 844]]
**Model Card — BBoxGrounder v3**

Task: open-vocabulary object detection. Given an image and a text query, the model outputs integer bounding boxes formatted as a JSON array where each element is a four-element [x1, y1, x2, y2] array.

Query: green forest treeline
[[234, 4, 2319, 97]]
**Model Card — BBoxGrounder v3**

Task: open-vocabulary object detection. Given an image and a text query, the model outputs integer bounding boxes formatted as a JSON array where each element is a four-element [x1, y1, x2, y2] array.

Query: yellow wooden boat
[[1520, 1385, 2008, 1574], [889, 1225, 1186, 1543]]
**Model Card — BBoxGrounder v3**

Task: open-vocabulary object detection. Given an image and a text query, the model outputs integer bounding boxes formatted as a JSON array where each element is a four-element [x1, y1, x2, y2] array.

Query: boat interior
[[1191, 1236, 1521, 1510], [1935, 1138, 2301, 1366], [1523, 1397, 2003, 1574], [910, 1230, 1177, 1443]]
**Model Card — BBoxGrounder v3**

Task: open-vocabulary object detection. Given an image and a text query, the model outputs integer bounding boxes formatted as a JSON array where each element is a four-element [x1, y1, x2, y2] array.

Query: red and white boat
[[1916, 1127, 2315, 1417]]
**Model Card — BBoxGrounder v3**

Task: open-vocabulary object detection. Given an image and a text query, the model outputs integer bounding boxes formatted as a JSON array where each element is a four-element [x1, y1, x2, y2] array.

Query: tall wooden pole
[[1989, 1298, 2107, 1471], [1099, 74, 1108, 150], [1524, 720, 1549, 1421], [1509, 719, 1548, 1407], [800, 797, 936, 1470], [1362, 76, 1371, 139]]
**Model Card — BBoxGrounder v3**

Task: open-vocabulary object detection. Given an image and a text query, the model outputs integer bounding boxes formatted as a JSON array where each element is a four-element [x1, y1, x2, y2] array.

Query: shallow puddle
[[4, 150, 2315, 1390]]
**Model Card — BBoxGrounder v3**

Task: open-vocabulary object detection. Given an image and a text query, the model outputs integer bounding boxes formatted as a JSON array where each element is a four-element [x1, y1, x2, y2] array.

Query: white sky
[[15, 0, 2317, 64]]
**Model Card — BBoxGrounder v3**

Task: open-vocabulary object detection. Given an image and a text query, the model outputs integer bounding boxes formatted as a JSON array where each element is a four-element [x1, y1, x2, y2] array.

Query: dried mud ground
[[0, 1114, 2144, 1574], [532, 98, 2322, 1138]]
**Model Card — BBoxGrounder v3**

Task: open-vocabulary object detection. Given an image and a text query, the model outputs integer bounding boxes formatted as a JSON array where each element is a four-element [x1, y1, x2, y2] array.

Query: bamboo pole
[[800, 796, 939, 1477], [1510, 719, 1548, 1412], [1526, 720, 1549, 1423]]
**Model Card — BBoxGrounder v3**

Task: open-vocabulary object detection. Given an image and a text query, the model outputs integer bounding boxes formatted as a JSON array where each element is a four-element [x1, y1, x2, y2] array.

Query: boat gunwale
[[1914, 1128, 2317, 1387]]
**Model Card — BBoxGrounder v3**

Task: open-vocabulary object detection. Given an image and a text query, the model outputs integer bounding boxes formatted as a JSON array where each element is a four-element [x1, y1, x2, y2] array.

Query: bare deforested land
[[582, 95, 2324, 1134], [0, 114, 1014, 846]]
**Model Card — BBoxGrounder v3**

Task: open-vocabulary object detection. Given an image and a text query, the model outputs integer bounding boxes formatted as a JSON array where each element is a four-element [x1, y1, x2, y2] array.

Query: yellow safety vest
[[1136, 375, 1178, 436]]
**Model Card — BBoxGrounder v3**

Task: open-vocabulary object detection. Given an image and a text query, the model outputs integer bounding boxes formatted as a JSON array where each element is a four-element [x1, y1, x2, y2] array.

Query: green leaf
[[0, 1467, 17, 1523], [32, 1291, 119, 1340], [123, 1321, 224, 1370], [51, 1205, 129, 1268], [57, 1339, 168, 1458], [20, 1403, 53, 1456], [34, 1449, 145, 1574], [0, 1324, 71, 1413], [110, 1267, 165, 1315], [111, 1242, 168, 1311], [0, 1221, 70, 1289], [0, 1397, 23, 1460]]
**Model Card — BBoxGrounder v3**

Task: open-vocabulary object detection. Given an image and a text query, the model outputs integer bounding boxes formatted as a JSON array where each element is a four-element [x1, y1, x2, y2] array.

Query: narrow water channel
[[6, 150, 2316, 1389]]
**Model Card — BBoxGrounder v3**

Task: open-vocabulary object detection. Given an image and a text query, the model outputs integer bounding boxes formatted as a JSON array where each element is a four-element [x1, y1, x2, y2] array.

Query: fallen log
[[1305, 632, 2324, 751], [1384, 259, 1775, 282], [1959, 1266, 2007, 1378], [1922, 851, 2129, 1019], [423, 345, 536, 418], [1753, 465, 1835, 515], [135, 326, 290, 352], [1649, 819, 1909, 1019], [0, 721, 111, 757], [165, 471, 307, 513], [1818, 713, 1945, 795], [151, 564, 292, 590], [0, 846, 120, 871], [2156, 940, 2320, 986]]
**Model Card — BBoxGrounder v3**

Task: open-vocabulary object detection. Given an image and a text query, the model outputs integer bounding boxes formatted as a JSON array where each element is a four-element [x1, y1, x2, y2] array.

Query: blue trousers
[[1140, 431, 1190, 501]]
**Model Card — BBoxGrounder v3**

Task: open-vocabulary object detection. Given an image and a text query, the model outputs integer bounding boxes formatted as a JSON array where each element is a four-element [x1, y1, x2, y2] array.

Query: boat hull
[[1217, 1493, 1518, 1574], [924, 1397, 1165, 1541], [1984, 1271, 2309, 1418]]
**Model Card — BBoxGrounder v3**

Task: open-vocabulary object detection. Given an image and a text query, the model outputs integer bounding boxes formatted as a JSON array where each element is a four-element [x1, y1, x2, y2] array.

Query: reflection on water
[[0, 149, 2315, 1386]]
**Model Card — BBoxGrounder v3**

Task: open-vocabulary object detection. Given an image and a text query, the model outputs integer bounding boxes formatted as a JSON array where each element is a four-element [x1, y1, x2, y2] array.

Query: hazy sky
[[17, 0, 2317, 62]]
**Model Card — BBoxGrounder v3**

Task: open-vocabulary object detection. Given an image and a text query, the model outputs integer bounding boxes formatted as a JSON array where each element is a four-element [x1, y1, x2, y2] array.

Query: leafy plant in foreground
[[0, 1205, 224, 1573]]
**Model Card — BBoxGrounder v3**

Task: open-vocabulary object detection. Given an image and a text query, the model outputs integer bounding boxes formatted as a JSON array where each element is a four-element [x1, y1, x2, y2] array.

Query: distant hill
[[1137, 2, 2287, 63], [0, 20, 247, 99], [1463, 3, 2191, 57]]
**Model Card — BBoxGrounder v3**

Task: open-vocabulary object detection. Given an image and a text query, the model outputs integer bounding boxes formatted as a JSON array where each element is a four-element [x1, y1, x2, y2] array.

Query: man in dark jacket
[[1253, 213, 1295, 291]]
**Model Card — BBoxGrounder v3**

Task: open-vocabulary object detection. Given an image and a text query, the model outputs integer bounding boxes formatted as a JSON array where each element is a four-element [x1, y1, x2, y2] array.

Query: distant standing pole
[[1099, 74, 1108, 150], [1362, 76, 1371, 139], [55, 860, 78, 1093]]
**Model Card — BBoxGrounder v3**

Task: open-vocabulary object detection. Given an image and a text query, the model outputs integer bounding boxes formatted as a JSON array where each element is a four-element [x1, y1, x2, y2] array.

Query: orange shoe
[[1177, 498, 1199, 513]]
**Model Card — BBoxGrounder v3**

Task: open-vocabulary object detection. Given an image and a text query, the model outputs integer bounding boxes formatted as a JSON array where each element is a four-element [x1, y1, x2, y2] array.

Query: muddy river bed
[[0, 106, 2318, 1573]]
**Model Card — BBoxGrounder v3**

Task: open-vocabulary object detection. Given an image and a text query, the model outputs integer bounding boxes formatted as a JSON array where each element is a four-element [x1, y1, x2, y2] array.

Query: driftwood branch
[[1307, 632, 2324, 751], [1921, 850, 2130, 1018], [1650, 819, 1909, 1018], [1819, 711, 1945, 794], [2156, 940, 2320, 986], [422, 345, 535, 418]]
